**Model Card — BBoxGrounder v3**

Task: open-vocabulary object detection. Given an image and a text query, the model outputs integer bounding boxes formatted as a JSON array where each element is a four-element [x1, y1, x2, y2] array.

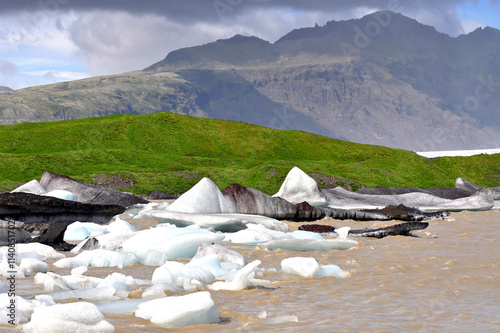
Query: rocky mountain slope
[[1, 11, 499, 151]]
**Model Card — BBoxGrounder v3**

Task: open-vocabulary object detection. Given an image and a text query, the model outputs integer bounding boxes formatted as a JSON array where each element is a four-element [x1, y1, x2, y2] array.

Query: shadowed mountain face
[[1, 11, 500, 150]]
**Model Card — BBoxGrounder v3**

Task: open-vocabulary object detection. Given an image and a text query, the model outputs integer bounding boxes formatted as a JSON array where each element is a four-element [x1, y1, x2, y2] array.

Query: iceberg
[[281, 257, 347, 278], [167, 177, 236, 213], [151, 261, 215, 286], [273, 166, 329, 207], [208, 260, 261, 291], [119, 225, 225, 260], [22, 301, 115, 333], [53, 249, 139, 268], [135, 291, 220, 328], [145, 211, 289, 232]]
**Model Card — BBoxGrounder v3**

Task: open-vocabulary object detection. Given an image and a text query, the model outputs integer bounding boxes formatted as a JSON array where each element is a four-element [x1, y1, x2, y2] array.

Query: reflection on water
[[7, 211, 500, 332]]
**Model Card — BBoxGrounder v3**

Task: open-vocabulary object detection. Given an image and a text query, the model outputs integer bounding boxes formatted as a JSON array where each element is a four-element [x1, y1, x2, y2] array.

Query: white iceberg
[[135, 291, 220, 328], [208, 260, 261, 291], [119, 225, 225, 260], [53, 249, 139, 268], [22, 301, 115, 333], [281, 257, 347, 278], [151, 261, 215, 286], [167, 177, 236, 213], [273, 166, 329, 207]]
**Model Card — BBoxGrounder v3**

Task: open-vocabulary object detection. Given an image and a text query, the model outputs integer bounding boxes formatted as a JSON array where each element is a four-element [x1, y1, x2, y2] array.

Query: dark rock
[[23, 221, 75, 251], [0, 219, 32, 245], [221, 184, 447, 222], [299, 221, 429, 238], [358, 186, 474, 199], [222, 184, 297, 219], [146, 190, 179, 200], [0, 192, 125, 224], [298, 224, 336, 233], [40, 171, 148, 207]]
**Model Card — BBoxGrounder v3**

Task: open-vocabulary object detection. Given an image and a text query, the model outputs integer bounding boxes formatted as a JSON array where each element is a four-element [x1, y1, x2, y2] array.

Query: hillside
[[1, 11, 500, 150], [1, 112, 499, 195]]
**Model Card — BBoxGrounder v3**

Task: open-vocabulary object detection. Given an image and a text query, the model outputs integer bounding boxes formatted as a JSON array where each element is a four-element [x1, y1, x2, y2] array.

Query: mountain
[[0, 86, 12, 92], [1, 11, 500, 151]]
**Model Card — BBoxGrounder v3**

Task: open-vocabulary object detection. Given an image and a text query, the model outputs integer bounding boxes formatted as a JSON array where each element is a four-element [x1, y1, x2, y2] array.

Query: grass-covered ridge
[[1, 112, 499, 195]]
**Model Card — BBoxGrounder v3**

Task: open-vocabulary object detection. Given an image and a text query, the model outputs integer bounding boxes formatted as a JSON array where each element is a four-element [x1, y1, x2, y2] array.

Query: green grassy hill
[[1, 112, 499, 195]]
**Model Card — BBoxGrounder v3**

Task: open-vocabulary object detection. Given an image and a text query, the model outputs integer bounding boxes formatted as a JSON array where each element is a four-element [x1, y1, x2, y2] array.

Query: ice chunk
[[135, 291, 220, 328], [71, 266, 88, 276], [34, 271, 103, 291], [97, 298, 149, 315], [22, 301, 115, 333], [193, 243, 247, 268], [208, 260, 261, 291], [43, 189, 74, 201], [224, 223, 292, 245], [167, 177, 236, 213], [120, 225, 225, 260], [281, 257, 347, 278], [273, 166, 329, 207], [258, 238, 358, 252], [188, 254, 228, 278], [0, 243, 65, 261], [11, 179, 46, 194], [49, 287, 118, 302], [147, 211, 289, 232], [291, 230, 324, 240], [97, 272, 132, 299], [106, 217, 137, 234], [142, 283, 182, 298], [151, 261, 215, 286], [19, 258, 49, 275], [64, 222, 108, 241], [53, 249, 139, 268]]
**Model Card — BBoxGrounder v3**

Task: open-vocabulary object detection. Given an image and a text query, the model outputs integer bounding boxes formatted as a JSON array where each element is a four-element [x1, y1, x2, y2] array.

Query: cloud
[[0, 60, 18, 76]]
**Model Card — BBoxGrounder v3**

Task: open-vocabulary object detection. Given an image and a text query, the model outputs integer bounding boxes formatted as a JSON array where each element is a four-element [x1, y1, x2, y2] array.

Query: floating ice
[[208, 260, 261, 291], [290, 230, 324, 240], [258, 237, 358, 252], [167, 177, 236, 214], [193, 243, 247, 269], [64, 222, 108, 241], [258, 311, 299, 324], [142, 283, 182, 298], [224, 223, 292, 245], [65, 217, 137, 242], [22, 301, 115, 333], [49, 287, 118, 302], [146, 211, 289, 232], [135, 291, 220, 328], [281, 257, 347, 278], [188, 254, 228, 278], [0, 243, 65, 261], [34, 271, 102, 291], [273, 166, 329, 207], [19, 258, 49, 275], [130, 202, 171, 218], [53, 249, 139, 268], [120, 225, 225, 260], [0, 294, 55, 325], [151, 261, 215, 286], [97, 298, 149, 315]]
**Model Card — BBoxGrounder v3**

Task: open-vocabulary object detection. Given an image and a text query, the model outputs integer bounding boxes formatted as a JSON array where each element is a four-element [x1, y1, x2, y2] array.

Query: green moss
[[0, 112, 498, 194]]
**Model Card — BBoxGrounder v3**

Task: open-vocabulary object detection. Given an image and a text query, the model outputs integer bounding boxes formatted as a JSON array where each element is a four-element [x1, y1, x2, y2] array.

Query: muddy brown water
[[4, 210, 500, 332]]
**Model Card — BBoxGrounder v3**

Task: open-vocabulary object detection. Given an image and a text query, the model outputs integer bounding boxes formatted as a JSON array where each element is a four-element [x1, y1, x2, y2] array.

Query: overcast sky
[[1, 0, 499, 89]]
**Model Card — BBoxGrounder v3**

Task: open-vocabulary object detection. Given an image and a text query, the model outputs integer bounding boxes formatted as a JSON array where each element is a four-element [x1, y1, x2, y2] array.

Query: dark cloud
[[0, 0, 471, 23]]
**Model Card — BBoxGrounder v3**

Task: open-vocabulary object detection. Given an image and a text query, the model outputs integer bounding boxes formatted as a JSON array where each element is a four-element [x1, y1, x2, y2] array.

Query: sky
[[0, 0, 499, 90]]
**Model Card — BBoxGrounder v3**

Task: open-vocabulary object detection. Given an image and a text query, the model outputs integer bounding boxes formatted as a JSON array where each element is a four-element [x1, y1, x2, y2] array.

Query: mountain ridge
[[1, 11, 500, 151]]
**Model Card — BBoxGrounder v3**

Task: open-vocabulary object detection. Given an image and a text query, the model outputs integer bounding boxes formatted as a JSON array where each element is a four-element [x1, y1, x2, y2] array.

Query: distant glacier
[[416, 149, 500, 158]]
